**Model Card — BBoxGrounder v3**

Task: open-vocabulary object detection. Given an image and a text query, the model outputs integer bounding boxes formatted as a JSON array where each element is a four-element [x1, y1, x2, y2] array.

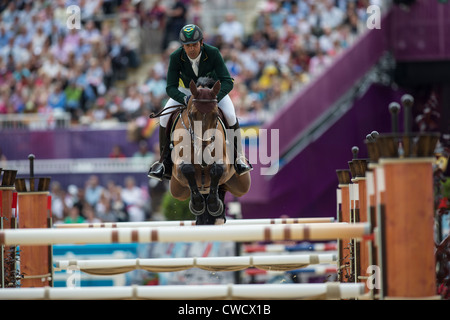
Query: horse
[[168, 78, 251, 225]]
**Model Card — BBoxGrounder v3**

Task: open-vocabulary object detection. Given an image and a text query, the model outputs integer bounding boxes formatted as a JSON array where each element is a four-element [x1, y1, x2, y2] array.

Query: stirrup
[[147, 161, 165, 181], [235, 156, 253, 176]]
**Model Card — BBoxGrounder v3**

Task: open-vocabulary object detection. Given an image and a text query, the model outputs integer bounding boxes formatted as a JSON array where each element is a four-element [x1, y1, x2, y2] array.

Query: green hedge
[[161, 191, 192, 221]]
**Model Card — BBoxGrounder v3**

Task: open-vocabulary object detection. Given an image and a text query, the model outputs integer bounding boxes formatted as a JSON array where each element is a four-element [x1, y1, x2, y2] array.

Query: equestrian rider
[[148, 24, 252, 181]]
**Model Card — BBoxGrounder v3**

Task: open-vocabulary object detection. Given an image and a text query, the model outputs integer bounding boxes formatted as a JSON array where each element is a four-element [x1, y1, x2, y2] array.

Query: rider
[[148, 24, 252, 181]]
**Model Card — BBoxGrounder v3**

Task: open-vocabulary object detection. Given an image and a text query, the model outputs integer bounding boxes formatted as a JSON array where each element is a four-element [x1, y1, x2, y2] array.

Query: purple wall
[[267, 13, 392, 157], [239, 84, 404, 219], [1, 128, 158, 161], [391, 0, 450, 62]]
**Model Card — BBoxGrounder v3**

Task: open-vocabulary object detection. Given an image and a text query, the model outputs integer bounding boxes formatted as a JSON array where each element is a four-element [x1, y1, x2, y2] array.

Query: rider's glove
[[183, 95, 191, 106]]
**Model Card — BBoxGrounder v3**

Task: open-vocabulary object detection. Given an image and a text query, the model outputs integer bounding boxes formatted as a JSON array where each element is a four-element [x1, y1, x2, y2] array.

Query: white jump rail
[[53, 217, 335, 228], [53, 254, 337, 275], [0, 283, 365, 300], [0, 223, 370, 246]]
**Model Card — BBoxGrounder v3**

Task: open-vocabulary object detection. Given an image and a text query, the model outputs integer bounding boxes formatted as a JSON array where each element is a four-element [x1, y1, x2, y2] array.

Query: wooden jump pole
[[53, 253, 337, 274], [335, 169, 352, 282], [0, 283, 366, 300], [349, 153, 370, 290], [365, 130, 383, 299], [0, 223, 370, 246], [14, 154, 52, 288], [53, 217, 336, 229], [0, 169, 17, 288]]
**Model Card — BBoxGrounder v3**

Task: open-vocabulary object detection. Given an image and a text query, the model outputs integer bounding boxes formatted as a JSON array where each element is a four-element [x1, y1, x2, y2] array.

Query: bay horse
[[169, 79, 251, 225]]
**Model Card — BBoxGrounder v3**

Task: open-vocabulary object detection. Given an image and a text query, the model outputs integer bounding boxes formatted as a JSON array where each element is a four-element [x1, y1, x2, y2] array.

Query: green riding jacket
[[166, 43, 234, 105]]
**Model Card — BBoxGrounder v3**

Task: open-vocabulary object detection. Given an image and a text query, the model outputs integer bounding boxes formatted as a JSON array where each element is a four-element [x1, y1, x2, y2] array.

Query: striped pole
[[0, 169, 17, 289], [0, 283, 366, 300], [53, 254, 337, 274], [0, 223, 370, 246], [336, 169, 352, 282], [53, 217, 335, 229]]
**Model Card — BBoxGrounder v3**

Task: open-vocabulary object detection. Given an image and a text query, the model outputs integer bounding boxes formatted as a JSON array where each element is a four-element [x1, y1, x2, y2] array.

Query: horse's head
[[188, 79, 220, 120]]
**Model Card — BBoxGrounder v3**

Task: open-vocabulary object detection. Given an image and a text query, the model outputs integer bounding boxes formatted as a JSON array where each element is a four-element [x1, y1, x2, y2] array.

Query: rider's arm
[[166, 50, 188, 105], [210, 46, 234, 102]]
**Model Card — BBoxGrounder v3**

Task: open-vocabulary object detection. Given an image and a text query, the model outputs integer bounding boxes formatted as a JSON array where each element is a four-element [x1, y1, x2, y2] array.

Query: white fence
[[0, 112, 71, 130], [7, 157, 153, 175]]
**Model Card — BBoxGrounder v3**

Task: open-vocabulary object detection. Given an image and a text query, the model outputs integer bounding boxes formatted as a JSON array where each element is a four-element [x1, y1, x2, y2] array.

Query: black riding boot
[[229, 120, 253, 176], [148, 125, 172, 181]]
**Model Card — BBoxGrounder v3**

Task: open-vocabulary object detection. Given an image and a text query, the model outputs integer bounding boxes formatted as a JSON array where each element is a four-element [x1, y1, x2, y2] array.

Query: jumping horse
[[163, 78, 251, 225]]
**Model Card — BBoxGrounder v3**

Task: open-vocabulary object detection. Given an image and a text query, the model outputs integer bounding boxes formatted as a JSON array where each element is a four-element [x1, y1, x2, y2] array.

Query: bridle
[[181, 97, 220, 147]]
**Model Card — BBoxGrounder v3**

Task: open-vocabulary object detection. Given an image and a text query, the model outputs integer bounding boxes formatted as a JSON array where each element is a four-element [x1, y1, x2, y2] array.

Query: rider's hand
[[183, 95, 191, 106]]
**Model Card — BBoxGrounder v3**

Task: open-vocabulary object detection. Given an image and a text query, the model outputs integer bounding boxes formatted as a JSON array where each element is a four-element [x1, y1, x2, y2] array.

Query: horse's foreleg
[[206, 163, 224, 216], [180, 163, 205, 215]]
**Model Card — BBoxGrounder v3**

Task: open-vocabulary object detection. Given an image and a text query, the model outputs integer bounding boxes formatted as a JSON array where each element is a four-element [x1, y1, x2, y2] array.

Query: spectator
[[122, 85, 143, 116], [217, 12, 244, 45], [147, 0, 166, 29], [0, 146, 7, 170], [96, 192, 119, 222], [187, 0, 203, 27], [115, 18, 141, 68], [109, 144, 126, 159], [83, 205, 101, 223], [47, 82, 66, 112], [142, 67, 167, 111], [133, 139, 154, 157], [309, 48, 333, 77], [86, 57, 106, 97], [85, 175, 104, 207], [161, 0, 187, 50], [121, 176, 147, 221], [50, 181, 66, 222], [64, 206, 85, 224], [64, 79, 83, 119]]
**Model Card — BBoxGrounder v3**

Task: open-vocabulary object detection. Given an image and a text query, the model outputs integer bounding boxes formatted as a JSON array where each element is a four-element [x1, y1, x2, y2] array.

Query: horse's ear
[[189, 80, 198, 96], [212, 80, 221, 97]]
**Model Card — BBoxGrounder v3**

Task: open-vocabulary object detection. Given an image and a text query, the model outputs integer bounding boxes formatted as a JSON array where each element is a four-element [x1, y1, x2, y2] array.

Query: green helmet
[[179, 24, 203, 45]]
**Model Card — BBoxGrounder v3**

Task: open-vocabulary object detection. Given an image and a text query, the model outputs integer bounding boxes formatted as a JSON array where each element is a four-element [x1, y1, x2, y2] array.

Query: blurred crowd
[[0, 0, 383, 130], [51, 174, 154, 224]]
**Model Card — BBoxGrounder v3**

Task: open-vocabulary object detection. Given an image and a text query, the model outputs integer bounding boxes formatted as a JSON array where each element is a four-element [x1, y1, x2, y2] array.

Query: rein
[[149, 105, 186, 119]]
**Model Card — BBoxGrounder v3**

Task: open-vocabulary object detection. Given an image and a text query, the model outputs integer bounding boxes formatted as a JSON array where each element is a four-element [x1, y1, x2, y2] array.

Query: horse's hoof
[[207, 198, 224, 217], [189, 200, 205, 215], [214, 218, 225, 225]]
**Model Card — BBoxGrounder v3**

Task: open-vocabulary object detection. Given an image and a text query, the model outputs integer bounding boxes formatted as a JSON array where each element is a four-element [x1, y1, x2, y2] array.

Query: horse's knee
[[210, 163, 224, 179], [180, 163, 195, 176]]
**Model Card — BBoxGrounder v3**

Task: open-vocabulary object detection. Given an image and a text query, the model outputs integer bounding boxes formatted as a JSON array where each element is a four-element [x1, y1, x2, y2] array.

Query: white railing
[[0, 112, 71, 130], [7, 157, 154, 175]]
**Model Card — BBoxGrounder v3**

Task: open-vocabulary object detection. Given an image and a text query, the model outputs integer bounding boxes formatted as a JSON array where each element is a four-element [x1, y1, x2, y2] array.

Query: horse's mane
[[196, 77, 216, 89]]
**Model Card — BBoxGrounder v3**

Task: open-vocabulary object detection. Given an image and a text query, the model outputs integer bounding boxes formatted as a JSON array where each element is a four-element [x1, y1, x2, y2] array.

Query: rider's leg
[[218, 95, 253, 175], [147, 124, 172, 181], [147, 96, 185, 181]]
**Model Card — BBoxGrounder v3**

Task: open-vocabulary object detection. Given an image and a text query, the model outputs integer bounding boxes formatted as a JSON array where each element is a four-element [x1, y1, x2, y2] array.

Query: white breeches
[[159, 87, 237, 128]]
